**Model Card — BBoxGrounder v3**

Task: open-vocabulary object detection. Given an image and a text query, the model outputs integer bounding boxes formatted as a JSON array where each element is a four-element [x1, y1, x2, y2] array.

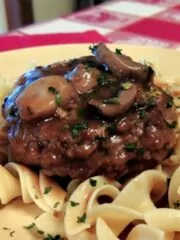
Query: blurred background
[[0, 0, 106, 34]]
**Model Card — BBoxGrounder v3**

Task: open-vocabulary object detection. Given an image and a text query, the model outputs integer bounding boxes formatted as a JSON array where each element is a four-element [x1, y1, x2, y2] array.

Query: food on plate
[[1, 43, 177, 180]]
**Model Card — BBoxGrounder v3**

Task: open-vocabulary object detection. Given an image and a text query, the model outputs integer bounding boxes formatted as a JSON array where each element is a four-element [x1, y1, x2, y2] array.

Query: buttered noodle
[[0, 65, 180, 240]]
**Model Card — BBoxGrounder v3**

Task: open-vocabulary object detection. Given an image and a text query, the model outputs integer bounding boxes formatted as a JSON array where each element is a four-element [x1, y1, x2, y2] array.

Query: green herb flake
[[53, 202, 60, 209], [173, 200, 180, 209], [103, 98, 119, 105], [38, 230, 44, 235], [35, 194, 39, 199], [44, 234, 61, 240], [24, 222, 36, 230], [147, 98, 156, 107], [166, 121, 177, 129], [77, 108, 86, 118], [89, 178, 97, 187], [139, 110, 146, 119], [71, 122, 88, 138], [97, 74, 111, 86], [166, 98, 174, 108], [43, 186, 52, 194], [121, 82, 132, 90], [77, 213, 87, 223], [124, 143, 137, 152], [89, 45, 97, 52], [107, 124, 117, 135], [55, 94, 61, 106], [48, 86, 59, 95], [10, 231, 15, 237], [2, 227, 10, 230], [136, 147, 145, 156], [115, 48, 122, 55], [70, 201, 80, 207]]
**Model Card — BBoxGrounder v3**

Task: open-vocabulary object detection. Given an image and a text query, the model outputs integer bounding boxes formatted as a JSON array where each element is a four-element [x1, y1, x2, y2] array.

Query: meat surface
[[2, 43, 177, 180]]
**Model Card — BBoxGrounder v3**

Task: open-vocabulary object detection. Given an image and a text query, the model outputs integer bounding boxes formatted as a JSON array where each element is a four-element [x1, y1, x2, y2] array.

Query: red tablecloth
[[3, 0, 180, 50]]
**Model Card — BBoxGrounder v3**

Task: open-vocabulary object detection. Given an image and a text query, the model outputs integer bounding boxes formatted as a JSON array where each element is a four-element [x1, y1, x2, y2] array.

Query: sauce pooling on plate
[[2, 43, 177, 180]]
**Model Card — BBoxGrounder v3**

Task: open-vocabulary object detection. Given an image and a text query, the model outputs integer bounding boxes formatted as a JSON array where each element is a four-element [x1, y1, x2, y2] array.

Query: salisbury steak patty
[[2, 43, 177, 179]]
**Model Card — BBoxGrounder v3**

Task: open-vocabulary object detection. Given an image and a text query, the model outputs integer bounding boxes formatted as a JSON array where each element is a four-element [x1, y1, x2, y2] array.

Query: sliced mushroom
[[93, 43, 148, 81], [66, 64, 100, 94], [89, 84, 137, 117], [16, 75, 78, 121]]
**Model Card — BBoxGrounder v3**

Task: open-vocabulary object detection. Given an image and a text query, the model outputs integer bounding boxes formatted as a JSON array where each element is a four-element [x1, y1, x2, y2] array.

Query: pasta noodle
[[0, 163, 180, 239]]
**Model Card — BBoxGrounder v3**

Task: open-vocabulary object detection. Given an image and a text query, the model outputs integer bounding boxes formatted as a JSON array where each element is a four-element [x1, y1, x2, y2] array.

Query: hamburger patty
[[2, 44, 177, 179]]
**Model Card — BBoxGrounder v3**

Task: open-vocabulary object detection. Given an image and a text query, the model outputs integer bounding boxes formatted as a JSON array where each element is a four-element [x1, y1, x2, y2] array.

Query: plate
[[0, 44, 180, 240]]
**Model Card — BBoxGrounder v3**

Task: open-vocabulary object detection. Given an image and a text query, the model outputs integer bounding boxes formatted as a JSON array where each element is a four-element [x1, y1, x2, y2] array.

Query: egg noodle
[[0, 70, 180, 240]]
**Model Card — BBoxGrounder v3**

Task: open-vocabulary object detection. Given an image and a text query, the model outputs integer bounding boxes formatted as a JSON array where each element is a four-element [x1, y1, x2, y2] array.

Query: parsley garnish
[[121, 82, 132, 90], [136, 147, 144, 156], [10, 231, 15, 237], [139, 110, 146, 119], [89, 44, 97, 52], [48, 86, 59, 94], [147, 97, 156, 107], [77, 108, 86, 118], [77, 213, 87, 223], [173, 200, 180, 209], [55, 94, 61, 106], [71, 122, 88, 138], [24, 222, 36, 229], [107, 124, 116, 134], [44, 234, 61, 240], [43, 187, 52, 194], [53, 202, 60, 208], [8, 106, 17, 117], [38, 230, 44, 235], [97, 74, 111, 86], [89, 178, 97, 187], [3, 227, 11, 231], [115, 48, 122, 55], [103, 98, 119, 105], [70, 201, 80, 207], [166, 98, 173, 108], [166, 121, 177, 129], [48, 86, 61, 106], [124, 143, 137, 152]]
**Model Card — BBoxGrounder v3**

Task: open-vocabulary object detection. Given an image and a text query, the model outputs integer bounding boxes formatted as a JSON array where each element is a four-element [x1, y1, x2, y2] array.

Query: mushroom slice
[[66, 64, 100, 94], [16, 75, 78, 121], [89, 84, 137, 117], [93, 43, 148, 81]]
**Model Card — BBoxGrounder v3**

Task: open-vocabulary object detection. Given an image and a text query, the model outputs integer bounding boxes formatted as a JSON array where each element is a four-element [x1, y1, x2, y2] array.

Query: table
[[12, 0, 180, 49]]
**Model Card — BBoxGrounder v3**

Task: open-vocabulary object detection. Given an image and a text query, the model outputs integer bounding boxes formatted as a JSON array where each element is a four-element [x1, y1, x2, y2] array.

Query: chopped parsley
[[115, 48, 122, 55], [8, 106, 17, 117], [48, 86, 59, 94], [166, 98, 174, 108], [48, 86, 61, 106], [53, 202, 60, 208], [136, 147, 145, 156], [71, 122, 88, 138], [77, 213, 87, 223], [38, 230, 44, 235], [97, 74, 111, 86], [89, 44, 98, 52], [89, 178, 97, 187], [44, 234, 61, 240], [24, 222, 36, 229], [43, 186, 52, 194], [2, 227, 10, 230], [103, 98, 119, 105], [124, 143, 137, 152], [70, 201, 80, 207], [139, 110, 146, 119], [77, 108, 86, 118], [166, 121, 177, 129], [147, 97, 156, 107], [107, 124, 116, 134], [10, 231, 15, 237], [173, 200, 180, 209], [121, 82, 132, 90]]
